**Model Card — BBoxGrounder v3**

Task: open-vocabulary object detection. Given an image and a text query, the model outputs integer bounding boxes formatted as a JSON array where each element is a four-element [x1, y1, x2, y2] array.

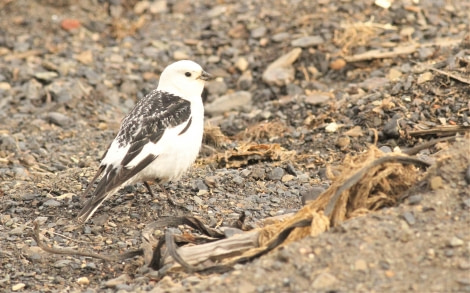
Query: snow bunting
[[77, 60, 212, 223]]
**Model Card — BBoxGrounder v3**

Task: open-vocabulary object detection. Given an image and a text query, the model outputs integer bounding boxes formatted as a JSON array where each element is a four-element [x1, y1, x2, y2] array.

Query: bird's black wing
[[77, 91, 192, 222]]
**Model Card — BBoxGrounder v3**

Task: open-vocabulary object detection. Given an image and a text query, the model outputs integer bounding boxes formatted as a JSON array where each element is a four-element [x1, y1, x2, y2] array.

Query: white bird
[[77, 60, 212, 223]]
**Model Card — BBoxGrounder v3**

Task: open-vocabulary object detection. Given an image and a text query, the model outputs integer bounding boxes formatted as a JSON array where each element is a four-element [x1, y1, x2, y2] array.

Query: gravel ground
[[1, 0, 469, 292]]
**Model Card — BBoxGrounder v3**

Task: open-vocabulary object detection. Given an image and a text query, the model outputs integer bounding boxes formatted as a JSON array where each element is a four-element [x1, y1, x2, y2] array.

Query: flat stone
[[262, 48, 302, 86], [43, 199, 62, 207], [45, 112, 72, 127], [355, 259, 368, 271], [149, 0, 168, 14], [34, 71, 58, 82], [417, 71, 434, 84], [271, 32, 290, 42], [77, 277, 90, 285], [311, 272, 338, 289], [12, 283, 26, 291], [205, 91, 252, 115], [268, 167, 284, 181], [449, 236, 464, 247], [206, 80, 228, 96], [104, 274, 130, 288], [402, 211, 416, 225], [251, 26, 267, 39], [301, 187, 325, 205], [291, 35, 324, 47], [305, 93, 330, 105], [235, 57, 249, 71], [429, 176, 443, 190]]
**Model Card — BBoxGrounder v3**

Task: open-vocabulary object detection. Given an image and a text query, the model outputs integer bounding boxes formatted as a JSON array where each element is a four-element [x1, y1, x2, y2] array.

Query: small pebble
[[429, 176, 443, 190], [355, 259, 368, 271], [105, 274, 130, 288], [12, 283, 26, 291], [449, 236, 464, 247], [402, 211, 416, 225], [291, 35, 324, 47], [43, 199, 62, 207], [407, 194, 423, 205], [311, 272, 338, 289], [325, 122, 340, 133], [268, 167, 284, 181], [77, 277, 90, 285], [281, 174, 294, 183], [45, 112, 72, 127], [301, 187, 325, 205]]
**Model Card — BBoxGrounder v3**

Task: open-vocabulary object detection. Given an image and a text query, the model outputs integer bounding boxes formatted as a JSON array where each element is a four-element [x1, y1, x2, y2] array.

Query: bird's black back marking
[[178, 116, 192, 136], [116, 90, 191, 167]]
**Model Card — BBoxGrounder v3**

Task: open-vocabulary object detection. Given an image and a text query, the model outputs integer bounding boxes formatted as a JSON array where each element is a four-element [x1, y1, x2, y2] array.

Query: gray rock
[[206, 80, 228, 96], [21, 193, 37, 201], [47, 81, 73, 103], [34, 71, 58, 82], [13, 167, 29, 179], [104, 274, 130, 288], [237, 71, 253, 90], [193, 179, 208, 191], [53, 259, 72, 268], [149, 0, 168, 14], [357, 77, 389, 91], [23, 79, 43, 100], [45, 112, 72, 127], [449, 236, 464, 247], [383, 115, 401, 139], [301, 187, 325, 205], [271, 32, 290, 42], [311, 272, 338, 289], [8, 226, 24, 235], [251, 26, 267, 39], [262, 48, 302, 86], [232, 175, 244, 185], [305, 93, 330, 105], [297, 173, 310, 183], [120, 80, 137, 95], [286, 84, 303, 96], [269, 167, 284, 181], [251, 167, 265, 180], [43, 199, 62, 207], [418, 47, 434, 60], [205, 91, 252, 115], [193, 196, 203, 205], [379, 146, 393, 153], [0, 134, 17, 151], [206, 5, 227, 18], [402, 211, 416, 225], [407, 194, 423, 205], [291, 35, 324, 47]]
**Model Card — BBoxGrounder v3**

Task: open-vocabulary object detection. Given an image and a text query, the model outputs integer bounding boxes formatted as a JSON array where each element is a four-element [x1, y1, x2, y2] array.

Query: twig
[[408, 125, 470, 137], [427, 67, 470, 85], [403, 136, 457, 156], [324, 156, 431, 217], [32, 221, 142, 261], [344, 45, 417, 62]]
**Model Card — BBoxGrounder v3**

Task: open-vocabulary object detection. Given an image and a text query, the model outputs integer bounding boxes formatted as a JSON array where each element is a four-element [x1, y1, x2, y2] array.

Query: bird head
[[157, 60, 213, 100]]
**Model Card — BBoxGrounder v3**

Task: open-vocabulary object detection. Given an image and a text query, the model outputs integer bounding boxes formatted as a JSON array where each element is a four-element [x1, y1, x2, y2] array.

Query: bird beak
[[198, 70, 213, 81]]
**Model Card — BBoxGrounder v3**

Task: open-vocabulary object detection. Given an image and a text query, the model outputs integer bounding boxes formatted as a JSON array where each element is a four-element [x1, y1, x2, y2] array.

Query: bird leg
[[144, 181, 156, 197], [158, 184, 191, 213], [144, 181, 190, 212]]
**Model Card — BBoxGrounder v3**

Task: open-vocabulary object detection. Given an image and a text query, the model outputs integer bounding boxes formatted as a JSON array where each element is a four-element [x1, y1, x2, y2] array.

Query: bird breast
[[135, 98, 204, 183]]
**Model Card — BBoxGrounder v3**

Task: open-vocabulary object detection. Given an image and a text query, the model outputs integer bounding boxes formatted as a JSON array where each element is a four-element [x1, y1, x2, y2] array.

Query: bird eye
[[185, 72, 192, 77]]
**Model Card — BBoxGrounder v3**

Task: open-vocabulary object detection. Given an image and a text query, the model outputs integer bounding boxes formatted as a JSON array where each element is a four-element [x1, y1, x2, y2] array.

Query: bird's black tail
[[77, 189, 117, 223]]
